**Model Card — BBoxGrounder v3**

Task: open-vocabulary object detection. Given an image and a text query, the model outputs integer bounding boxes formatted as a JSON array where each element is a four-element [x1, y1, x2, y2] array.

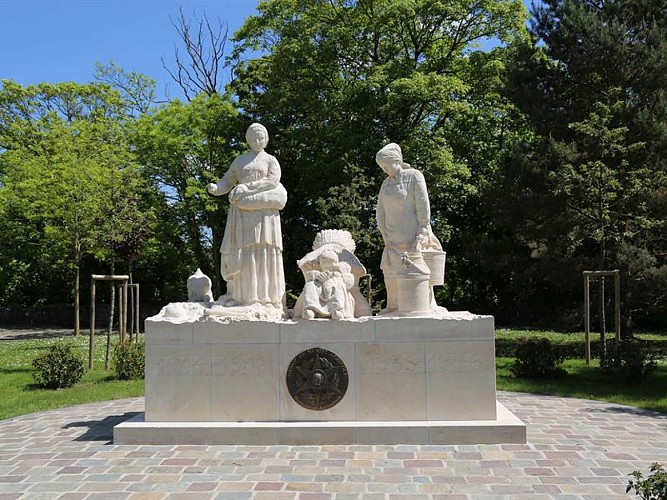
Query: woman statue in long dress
[[207, 123, 286, 311], [375, 142, 442, 313]]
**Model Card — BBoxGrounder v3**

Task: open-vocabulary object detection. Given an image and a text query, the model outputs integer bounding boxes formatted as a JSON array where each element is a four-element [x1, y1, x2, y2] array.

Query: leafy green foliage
[[510, 337, 566, 379], [231, 0, 528, 306], [32, 342, 85, 389], [601, 339, 657, 385], [114, 341, 145, 380], [627, 462, 667, 500], [0, 81, 155, 326], [133, 93, 240, 298], [502, 0, 667, 330]]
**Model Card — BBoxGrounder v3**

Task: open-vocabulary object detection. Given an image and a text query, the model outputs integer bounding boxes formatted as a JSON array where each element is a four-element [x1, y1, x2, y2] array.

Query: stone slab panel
[[373, 314, 494, 342], [280, 318, 375, 343], [193, 319, 280, 344], [356, 342, 426, 420], [114, 402, 526, 445], [145, 344, 212, 421], [210, 344, 280, 421], [145, 319, 194, 345], [425, 341, 497, 420]]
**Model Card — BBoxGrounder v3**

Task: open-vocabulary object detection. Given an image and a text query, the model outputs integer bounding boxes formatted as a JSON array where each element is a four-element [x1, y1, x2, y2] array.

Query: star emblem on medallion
[[286, 348, 349, 410]]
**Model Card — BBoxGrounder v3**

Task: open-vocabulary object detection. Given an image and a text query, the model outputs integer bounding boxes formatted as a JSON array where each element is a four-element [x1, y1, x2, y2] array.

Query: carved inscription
[[360, 354, 425, 374], [156, 357, 209, 376], [426, 353, 482, 373], [212, 355, 269, 375]]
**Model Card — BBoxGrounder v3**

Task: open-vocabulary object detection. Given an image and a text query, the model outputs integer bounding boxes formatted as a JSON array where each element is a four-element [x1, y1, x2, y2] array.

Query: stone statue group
[[192, 123, 446, 320]]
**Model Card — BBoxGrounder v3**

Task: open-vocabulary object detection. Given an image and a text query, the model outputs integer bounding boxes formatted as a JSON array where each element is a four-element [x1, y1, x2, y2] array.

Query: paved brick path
[[0, 392, 665, 499]]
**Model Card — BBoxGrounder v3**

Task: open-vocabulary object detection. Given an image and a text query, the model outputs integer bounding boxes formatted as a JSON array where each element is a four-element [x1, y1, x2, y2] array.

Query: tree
[[163, 8, 229, 100], [504, 0, 667, 332], [0, 80, 153, 334], [133, 93, 240, 296], [230, 0, 528, 306], [94, 61, 161, 115]]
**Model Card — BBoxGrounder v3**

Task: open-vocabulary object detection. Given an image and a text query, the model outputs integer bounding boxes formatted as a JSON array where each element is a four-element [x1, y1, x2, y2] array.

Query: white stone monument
[[204, 123, 286, 321], [376, 142, 448, 315], [114, 134, 526, 446], [294, 229, 371, 320]]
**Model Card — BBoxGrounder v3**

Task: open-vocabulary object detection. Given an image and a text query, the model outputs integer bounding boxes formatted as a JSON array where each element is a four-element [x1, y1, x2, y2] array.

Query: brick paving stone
[[253, 492, 296, 499], [218, 482, 254, 491], [0, 393, 664, 499], [213, 493, 251, 500], [186, 482, 217, 491], [167, 493, 216, 499], [324, 482, 367, 493], [285, 482, 323, 492]]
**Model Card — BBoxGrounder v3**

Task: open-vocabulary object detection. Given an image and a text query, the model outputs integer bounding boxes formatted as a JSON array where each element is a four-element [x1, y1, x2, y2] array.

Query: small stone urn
[[187, 268, 213, 303]]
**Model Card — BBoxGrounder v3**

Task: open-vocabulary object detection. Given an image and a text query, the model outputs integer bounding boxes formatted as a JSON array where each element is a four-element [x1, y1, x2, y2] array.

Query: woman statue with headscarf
[[375, 143, 443, 313], [207, 123, 286, 313]]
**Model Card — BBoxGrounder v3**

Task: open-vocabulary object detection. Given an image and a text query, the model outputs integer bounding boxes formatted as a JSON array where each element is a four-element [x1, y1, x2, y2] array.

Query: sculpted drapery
[[207, 124, 286, 309]]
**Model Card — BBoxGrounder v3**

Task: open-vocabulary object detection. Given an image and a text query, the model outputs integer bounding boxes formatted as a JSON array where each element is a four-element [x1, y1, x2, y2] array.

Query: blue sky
[[1, 0, 533, 101], [0, 0, 260, 100]]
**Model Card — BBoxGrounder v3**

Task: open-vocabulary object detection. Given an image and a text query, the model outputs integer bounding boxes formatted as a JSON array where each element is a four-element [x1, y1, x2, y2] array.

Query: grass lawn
[[0, 334, 144, 420], [496, 328, 667, 414], [0, 328, 665, 420]]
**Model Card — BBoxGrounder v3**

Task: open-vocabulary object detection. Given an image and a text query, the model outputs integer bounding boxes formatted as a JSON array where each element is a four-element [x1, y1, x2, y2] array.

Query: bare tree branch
[[163, 7, 229, 100]]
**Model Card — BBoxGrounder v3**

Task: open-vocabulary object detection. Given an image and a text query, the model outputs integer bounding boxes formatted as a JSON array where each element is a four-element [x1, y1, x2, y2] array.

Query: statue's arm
[[414, 170, 431, 231], [413, 170, 442, 250], [376, 187, 387, 238], [208, 160, 238, 196], [244, 155, 281, 194]]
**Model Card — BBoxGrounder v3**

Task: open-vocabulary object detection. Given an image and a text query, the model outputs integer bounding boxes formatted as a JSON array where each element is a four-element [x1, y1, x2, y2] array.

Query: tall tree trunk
[[599, 276, 606, 360], [105, 260, 115, 370], [74, 250, 80, 337], [621, 273, 634, 339], [598, 182, 607, 362], [128, 261, 134, 342]]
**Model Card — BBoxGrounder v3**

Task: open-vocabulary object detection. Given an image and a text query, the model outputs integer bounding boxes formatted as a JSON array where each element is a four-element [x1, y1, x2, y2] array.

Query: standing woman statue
[[207, 123, 287, 313], [375, 143, 443, 313]]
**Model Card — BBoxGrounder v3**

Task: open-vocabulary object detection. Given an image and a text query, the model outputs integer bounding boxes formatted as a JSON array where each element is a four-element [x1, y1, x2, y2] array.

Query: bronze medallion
[[286, 347, 349, 411]]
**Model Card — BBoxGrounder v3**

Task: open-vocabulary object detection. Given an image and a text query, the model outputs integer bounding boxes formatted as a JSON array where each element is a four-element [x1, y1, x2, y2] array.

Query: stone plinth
[[114, 311, 527, 444]]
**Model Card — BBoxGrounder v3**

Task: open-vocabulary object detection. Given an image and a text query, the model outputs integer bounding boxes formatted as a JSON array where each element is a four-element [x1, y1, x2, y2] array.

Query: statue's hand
[[207, 183, 218, 195], [414, 228, 429, 251], [229, 183, 250, 203]]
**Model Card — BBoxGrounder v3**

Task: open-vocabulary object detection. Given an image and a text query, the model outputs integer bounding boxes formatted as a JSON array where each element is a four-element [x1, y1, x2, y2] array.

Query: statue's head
[[375, 143, 404, 177], [246, 123, 269, 152], [319, 250, 339, 270]]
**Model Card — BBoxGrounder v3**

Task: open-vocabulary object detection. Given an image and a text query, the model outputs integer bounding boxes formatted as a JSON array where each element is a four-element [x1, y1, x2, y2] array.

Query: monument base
[[113, 309, 527, 445], [114, 401, 525, 445]]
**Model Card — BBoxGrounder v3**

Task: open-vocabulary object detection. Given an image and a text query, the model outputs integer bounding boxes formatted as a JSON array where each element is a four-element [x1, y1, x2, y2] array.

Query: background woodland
[[1, 0, 665, 333]]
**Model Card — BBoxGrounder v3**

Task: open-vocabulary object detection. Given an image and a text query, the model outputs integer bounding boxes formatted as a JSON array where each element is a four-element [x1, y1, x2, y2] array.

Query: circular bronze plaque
[[286, 347, 349, 411]]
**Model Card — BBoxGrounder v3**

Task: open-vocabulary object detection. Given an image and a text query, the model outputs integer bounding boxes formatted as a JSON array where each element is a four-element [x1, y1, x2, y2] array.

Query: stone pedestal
[[114, 311, 526, 445]]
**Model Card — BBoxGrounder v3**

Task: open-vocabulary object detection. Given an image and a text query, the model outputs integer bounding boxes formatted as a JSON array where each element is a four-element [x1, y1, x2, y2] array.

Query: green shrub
[[32, 342, 85, 389], [114, 341, 145, 380], [510, 337, 566, 379], [601, 339, 656, 384], [627, 462, 667, 499]]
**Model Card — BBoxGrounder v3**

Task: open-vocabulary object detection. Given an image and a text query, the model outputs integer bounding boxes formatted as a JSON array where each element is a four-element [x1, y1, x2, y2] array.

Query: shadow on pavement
[[64, 412, 141, 444]]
